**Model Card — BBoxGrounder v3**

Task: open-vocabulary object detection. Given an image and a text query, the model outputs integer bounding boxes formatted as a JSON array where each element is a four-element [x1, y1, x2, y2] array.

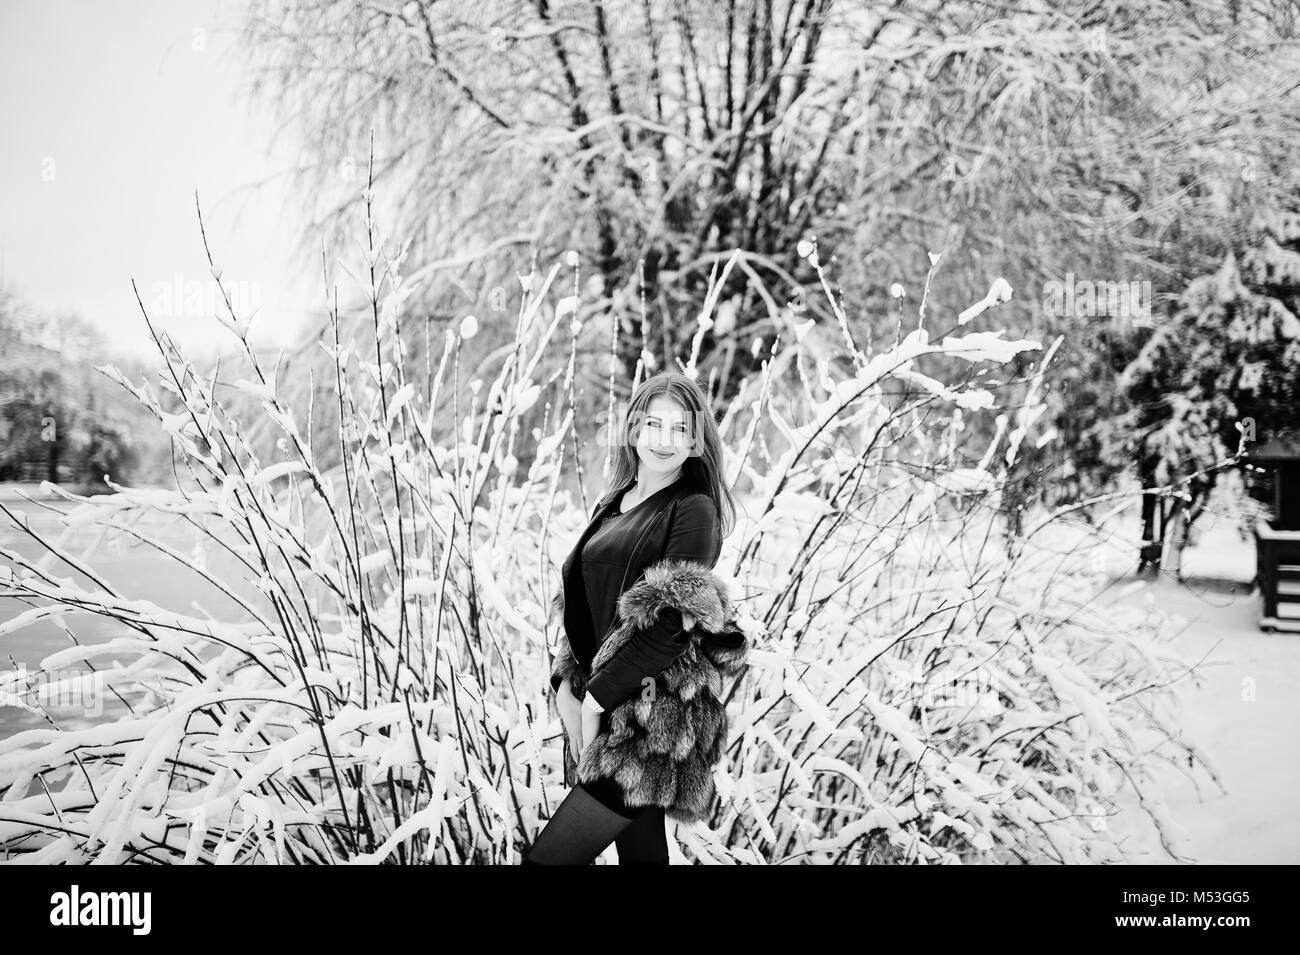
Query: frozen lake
[[0, 492, 256, 739]]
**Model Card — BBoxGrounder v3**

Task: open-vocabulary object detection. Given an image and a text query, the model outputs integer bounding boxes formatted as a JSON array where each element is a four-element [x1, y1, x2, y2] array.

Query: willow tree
[[239, 0, 1299, 458]]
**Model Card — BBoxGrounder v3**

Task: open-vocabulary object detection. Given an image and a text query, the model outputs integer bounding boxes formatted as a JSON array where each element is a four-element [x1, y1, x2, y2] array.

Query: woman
[[523, 371, 749, 865]]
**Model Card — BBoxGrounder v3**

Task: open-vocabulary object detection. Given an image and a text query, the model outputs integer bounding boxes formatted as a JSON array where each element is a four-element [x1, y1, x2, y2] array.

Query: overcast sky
[[0, 0, 317, 358]]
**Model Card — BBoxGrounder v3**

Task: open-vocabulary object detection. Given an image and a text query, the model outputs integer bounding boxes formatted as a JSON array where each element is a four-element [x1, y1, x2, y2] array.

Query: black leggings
[[523, 776, 670, 865], [587, 777, 671, 864]]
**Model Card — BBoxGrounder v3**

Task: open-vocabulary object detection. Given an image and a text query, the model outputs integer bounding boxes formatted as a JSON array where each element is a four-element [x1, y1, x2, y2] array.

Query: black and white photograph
[[0, 0, 1297, 905]]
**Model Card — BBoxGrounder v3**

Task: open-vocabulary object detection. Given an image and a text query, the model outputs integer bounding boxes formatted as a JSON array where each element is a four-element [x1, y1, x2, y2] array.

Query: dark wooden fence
[[1255, 520, 1300, 632]]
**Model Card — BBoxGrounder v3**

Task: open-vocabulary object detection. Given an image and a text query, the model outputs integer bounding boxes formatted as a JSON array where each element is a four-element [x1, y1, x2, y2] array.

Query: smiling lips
[[650, 448, 674, 459]]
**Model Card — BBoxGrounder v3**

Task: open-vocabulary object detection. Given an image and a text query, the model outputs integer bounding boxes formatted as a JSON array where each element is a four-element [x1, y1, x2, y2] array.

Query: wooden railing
[[1255, 520, 1300, 632]]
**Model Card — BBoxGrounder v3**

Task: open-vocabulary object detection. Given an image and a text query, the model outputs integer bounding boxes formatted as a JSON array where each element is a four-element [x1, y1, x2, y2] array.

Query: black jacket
[[545, 476, 751, 821], [551, 475, 723, 711]]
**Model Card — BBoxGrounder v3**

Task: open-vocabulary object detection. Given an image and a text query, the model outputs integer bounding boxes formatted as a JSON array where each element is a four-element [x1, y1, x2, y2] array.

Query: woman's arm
[[583, 493, 721, 712]]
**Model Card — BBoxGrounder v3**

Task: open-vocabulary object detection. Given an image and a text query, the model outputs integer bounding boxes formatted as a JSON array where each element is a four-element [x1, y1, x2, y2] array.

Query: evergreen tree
[[1111, 186, 1300, 571]]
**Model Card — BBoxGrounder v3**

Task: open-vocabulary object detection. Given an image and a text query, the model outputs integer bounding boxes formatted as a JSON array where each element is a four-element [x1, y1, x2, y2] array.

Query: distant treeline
[[0, 288, 170, 488]]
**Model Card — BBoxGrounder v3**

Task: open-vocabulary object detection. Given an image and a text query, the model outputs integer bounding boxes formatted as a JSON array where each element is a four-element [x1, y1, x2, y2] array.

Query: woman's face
[[633, 395, 694, 477]]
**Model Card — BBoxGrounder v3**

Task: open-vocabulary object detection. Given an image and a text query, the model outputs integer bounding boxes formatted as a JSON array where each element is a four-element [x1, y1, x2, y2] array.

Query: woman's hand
[[580, 702, 600, 755], [556, 677, 584, 754]]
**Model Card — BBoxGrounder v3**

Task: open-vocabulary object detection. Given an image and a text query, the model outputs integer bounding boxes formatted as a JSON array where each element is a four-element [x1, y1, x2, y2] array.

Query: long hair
[[599, 371, 737, 540]]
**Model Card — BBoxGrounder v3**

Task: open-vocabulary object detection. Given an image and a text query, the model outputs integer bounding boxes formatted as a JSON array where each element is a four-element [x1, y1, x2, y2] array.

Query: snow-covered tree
[[240, 0, 1300, 417], [1110, 182, 1300, 570]]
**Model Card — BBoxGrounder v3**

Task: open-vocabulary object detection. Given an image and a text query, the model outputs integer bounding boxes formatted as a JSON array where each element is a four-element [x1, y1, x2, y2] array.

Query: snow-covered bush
[[0, 203, 1206, 863]]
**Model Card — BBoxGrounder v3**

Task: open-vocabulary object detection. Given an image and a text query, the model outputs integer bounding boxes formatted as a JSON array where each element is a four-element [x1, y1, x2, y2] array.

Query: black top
[[580, 480, 681, 633], [557, 476, 721, 710]]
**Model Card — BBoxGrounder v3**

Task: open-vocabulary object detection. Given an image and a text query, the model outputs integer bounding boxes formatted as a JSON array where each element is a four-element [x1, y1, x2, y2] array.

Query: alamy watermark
[[150, 271, 261, 322], [49, 885, 151, 934], [593, 400, 708, 455], [1, 665, 105, 718], [875, 666, 1006, 719], [1042, 273, 1153, 328]]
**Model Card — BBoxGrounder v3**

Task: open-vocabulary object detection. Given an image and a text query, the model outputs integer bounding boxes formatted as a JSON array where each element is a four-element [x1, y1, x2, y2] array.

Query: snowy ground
[[1094, 508, 1300, 864]]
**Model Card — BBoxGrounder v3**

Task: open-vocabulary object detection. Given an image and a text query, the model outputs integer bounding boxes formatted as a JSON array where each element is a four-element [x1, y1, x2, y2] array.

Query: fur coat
[[548, 557, 749, 823]]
